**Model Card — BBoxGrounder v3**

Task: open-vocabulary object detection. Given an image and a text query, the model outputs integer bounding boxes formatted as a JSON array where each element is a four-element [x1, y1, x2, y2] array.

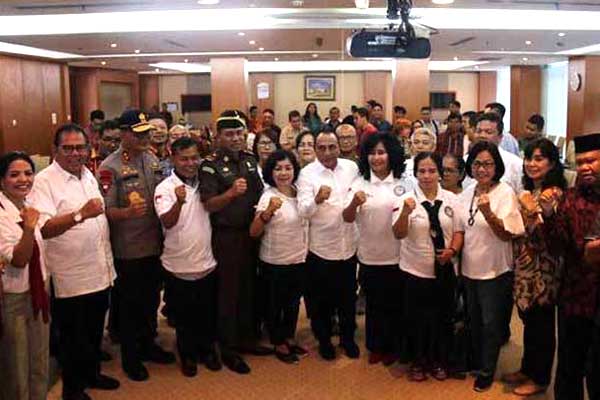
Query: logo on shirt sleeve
[[98, 170, 113, 195], [393, 185, 406, 196], [444, 205, 454, 218]]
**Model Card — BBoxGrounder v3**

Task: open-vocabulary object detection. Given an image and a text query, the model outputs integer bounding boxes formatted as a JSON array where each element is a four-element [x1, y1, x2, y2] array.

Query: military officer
[[199, 110, 271, 374], [97, 109, 175, 382]]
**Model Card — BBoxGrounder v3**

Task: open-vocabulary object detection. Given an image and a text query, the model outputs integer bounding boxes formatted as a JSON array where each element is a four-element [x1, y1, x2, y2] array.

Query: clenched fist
[[128, 199, 148, 218], [20, 207, 40, 231], [539, 187, 563, 217], [315, 185, 332, 205], [80, 198, 104, 220], [266, 196, 283, 213], [401, 197, 417, 216], [175, 185, 187, 204], [477, 193, 492, 216], [227, 178, 248, 199], [352, 191, 367, 207]]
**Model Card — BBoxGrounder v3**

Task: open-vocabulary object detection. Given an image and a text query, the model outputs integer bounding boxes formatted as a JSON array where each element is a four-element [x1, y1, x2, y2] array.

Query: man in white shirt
[[418, 106, 440, 137], [31, 124, 119, 400], [279, 110, 307, 151], [484, 102, 520, 156], [154, 137, 219, 378], [297, 131, 360, 361], [464, 112, 523, 193]]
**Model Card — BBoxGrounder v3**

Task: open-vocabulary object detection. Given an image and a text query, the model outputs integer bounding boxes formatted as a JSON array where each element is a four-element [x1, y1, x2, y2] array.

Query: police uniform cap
[[119, 109, 152, 133]]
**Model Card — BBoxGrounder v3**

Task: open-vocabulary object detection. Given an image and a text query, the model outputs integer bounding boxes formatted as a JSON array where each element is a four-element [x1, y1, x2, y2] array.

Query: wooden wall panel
[[510, 66, 542, 139], [249, 73, 274, 113], [210, 58, 249, 122], [0, 55, 69, 155], [392, 59, 429, 122], [582, 57, 600, 135], [139, 74, 160, 112], [364, 71, 392, 120], [478, 71, 497, 111]]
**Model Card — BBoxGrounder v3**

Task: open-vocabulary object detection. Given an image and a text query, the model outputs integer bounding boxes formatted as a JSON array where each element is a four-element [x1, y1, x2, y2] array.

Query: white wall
[[541, 62, 568, 137], [429, 72, 479, 120], [158, 74, 212, 127], [273, 72, 364, 127], [496, 66, 512, 132]]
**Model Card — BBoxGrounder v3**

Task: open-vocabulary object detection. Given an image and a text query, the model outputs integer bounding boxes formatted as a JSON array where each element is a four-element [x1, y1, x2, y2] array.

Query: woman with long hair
[[303, 103, 323, 135]]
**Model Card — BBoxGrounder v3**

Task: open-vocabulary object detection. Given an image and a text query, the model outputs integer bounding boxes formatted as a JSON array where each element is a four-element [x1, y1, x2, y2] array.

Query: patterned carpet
[[48, 306, 559, 400]]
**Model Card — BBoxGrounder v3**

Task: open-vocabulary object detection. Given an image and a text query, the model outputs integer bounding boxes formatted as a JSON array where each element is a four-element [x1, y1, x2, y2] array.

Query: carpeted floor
[[48, 306, 559, 400]]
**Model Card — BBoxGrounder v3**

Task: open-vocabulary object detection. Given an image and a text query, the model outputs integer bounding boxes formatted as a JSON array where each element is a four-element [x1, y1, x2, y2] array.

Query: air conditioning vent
[[449, 36, 476, 47]]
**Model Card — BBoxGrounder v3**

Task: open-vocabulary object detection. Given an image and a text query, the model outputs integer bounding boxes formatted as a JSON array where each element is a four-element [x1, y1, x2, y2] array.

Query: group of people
[[0, 99, 599, 400]]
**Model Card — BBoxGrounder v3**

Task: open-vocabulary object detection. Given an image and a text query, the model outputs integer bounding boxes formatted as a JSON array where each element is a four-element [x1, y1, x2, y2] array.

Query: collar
[[172, 170, 198, 188], [370, 171, 394, 184], [414, 184, 442, 204], [0, 191, 23, 221], [315, 159, 341, 174], [51, 160, 84, 182]]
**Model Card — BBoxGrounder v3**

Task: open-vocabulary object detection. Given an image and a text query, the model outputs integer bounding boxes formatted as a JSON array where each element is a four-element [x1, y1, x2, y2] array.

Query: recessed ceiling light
[[110, 43, 117, 48], [197, 0, 219, 4], [258, 47, 265, 51], [184, 59, 189, 63], [432, 0, 454, 4], [274, 57, 279, 61], [525, 40, 532, 45], [155, 68, 160, 72], [354, 0, 369, 8], [101, 61, 107, 65], [312, 53, 319, 58], [522, 57, 529, 61], [558, 32, 566, 37], [134, 49, 140, 54], [249, 3, 256, 7], [291, 0, 304, 6], [238, 32, 245, 36], [249, 40, 256, 45], [453, 56, 458, 61]]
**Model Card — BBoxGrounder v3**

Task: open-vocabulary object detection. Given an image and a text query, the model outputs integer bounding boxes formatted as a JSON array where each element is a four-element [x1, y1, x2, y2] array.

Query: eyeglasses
[[257, 141, 274, 147], [298, 142, 313, 148], [60, 144, 89, 154], [338, 135, 356, 141], [472, 160, 495, 170]]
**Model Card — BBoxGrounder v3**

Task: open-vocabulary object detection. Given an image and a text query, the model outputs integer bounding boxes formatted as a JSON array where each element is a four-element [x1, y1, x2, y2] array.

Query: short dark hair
[[449, 100, 461, 108], [90, 109, 105, 121], [372, 102, 383, 110], [249, 105, 258, 112], [447, 112, 462, 122], [351, 105, 358, 113], [522, 138, 566, 191], [0, 151, 35, 179], [252, 128, 280, 158], [263, 108, 275, 116], [413, 151, 443, 178], [288, 110, 301, 121], [443, 153, 466, 187], [295, 131, 315, 149], [462, 111, 478, 128], [394, 105, 407, 114], [528, 114, 545, 131], [367, 99, 378, 107], [100, 119, 120, 137], [53, 123, 89, 147], [355, 107, 369, 118], [329, 106, 340, 113], [170, 136, 198, 156], [358, 133, 406, 180], [477, 112, 504, 135], [485, 102, 506, 118], [465, 141, 505, 182], [420, 106, 432, 113], [262, 149, 300, 187]]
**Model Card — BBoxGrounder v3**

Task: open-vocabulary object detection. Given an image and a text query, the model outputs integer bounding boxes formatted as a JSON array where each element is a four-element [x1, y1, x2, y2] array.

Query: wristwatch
[[73, 211, 83, 224]]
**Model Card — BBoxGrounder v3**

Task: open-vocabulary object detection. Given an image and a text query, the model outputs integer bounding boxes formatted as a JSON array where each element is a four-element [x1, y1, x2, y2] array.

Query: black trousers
[[403, 271, 455, 367], [114, 256, 162, 370], [554, 310, 595, 400], [166, 270, 217, 361], [590, 322, 600, 400], [517, 304, 556, 386], [212, 228, 258, 351], [305, 252, 357, 345], [362, 264, 404, 355], [54, 288, 109, 396], [261, 262, 303, 346]]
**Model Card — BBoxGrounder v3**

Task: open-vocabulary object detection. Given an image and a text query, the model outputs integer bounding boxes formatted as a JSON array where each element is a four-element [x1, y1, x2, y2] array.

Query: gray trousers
[[0, 291, 49, 400]]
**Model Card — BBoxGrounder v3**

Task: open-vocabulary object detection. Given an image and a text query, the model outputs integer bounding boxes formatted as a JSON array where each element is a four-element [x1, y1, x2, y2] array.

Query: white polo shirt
[[154, 172, 216, 279], [0, 192, 48, 294], [345, 172, 414, 265], [297, 158, 359, 261], [256, 186, 308, 265], [30, 162, 115, 299], [394, 185, 461, 279], [458, 182, 525, 280], [463, 146, 523, 194]]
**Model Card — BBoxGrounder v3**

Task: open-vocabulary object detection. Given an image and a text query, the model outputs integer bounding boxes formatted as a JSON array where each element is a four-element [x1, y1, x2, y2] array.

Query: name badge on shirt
[[444, 206, 454, 218], [393, 185, 406, 197]]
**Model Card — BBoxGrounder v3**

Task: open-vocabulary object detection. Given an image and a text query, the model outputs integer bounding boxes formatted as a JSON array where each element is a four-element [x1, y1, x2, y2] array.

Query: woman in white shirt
[[343, 133, 414, 366], [458, 141, 525, 393], [393, 152, 464, 382], [295, 131, 316, 168], [0, 152, 49, 400], [250, 150, 308, 365], [252, 128, 280, 182]]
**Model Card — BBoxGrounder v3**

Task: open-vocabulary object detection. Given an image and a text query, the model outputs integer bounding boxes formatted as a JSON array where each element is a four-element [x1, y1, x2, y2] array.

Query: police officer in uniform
[[98, 109, 175, 382], [199, 110, 272, 374]]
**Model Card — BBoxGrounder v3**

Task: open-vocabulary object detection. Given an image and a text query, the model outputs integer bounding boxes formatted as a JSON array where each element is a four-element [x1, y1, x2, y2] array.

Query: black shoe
[[141, 344, 176, 364], [275, 348, 300, 364], [88, 374, 120, 390], [287, 344, 309, 358], [474, 375, 494, 392], [124, 364, 149, 382], [239, 345, 273, 356], [62, 391, 91, 400], [318, 342, 336, 361], [100, 350, 112, 362], [202, 351, 223, 371], [340, 341, 360, 359], [222, 353, 251, 374], [181, 358, 198, 377]]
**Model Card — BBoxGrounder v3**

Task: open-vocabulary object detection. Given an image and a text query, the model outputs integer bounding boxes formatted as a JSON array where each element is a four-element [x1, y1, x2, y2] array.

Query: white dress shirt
[[154, 172, 216, 279], [394, 185, 461, 278], [458, 182, 525, 280], [346, 172, 414, 265], [0, 192, 48, 294], [256, 186, 308, 265], [297, 158, 359, 260], [31, 161, 115, 298], [463, 146, 523, 194]]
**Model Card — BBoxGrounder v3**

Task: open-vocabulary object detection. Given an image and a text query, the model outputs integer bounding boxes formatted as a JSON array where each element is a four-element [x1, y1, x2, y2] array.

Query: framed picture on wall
[[304, 75, 336, 101]]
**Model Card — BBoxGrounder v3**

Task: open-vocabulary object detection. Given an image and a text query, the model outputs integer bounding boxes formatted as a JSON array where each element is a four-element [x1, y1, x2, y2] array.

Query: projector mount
[[385, 0, 416, 46]]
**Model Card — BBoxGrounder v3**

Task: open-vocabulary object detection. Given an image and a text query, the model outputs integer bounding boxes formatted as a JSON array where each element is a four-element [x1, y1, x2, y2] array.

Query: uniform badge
[[98, 170, 113, 195], [122, 150, 130, 163], [223, 156, 229, 163], [222, 166, 230, 172], [393, 185, 406, 196], [201, 165, 216, 174], [444, 206, 454, 218]]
